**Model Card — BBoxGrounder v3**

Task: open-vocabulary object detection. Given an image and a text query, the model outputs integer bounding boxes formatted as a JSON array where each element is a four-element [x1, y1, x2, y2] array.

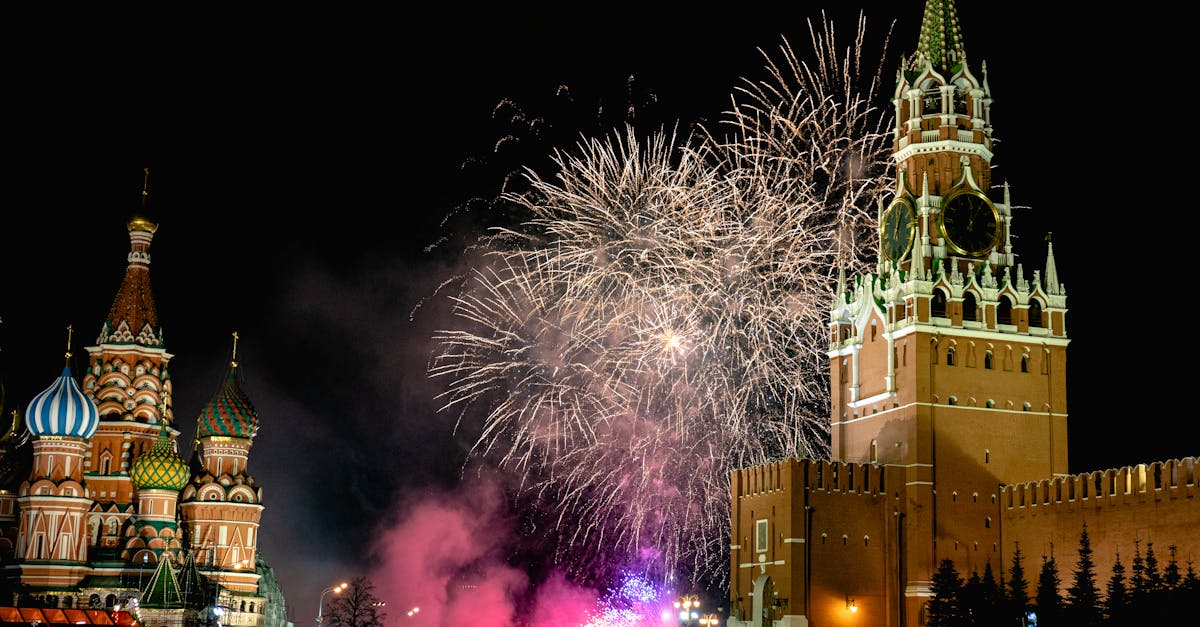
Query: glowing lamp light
[[846, 596, 857, 613], [317, 582, 349, 626]]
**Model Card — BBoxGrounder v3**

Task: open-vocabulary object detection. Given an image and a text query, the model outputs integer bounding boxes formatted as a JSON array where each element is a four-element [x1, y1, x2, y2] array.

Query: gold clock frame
[[881, 195, 917, 262], [937, 188, 999, 258]]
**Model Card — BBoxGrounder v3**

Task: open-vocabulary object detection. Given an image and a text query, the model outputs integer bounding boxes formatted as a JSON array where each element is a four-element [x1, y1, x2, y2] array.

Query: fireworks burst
[[430, 11, 896, 592]]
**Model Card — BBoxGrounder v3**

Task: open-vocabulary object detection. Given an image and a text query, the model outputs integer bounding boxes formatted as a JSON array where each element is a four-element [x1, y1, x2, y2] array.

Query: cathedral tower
[[81, 207, 178, 568], [14, 334, 100, 588], [179, 336, 263, 598]]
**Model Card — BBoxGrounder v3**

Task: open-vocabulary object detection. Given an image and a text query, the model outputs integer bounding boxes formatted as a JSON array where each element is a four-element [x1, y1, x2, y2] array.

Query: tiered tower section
[[180, 342, 263, 599], [127, 425, 189, 567], [824, 3, 1071, 622], [16, 357, 100, 588], [729, 3, 1198, 626], [81, 215, 177, 567]]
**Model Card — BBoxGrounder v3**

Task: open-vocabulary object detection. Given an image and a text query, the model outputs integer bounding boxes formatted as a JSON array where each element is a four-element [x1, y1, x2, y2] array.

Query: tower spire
[[1043, 232, 1060, 294], [913, 0, 966, 73]]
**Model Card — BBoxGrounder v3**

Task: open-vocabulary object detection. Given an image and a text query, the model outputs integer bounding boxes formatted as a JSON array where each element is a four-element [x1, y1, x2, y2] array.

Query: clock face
[[939, 190, 999, 257], [881, 197, 916, 262]]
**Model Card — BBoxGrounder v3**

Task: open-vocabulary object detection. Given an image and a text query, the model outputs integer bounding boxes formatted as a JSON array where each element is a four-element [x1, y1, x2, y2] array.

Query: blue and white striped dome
[[25, 366, 100, 439]]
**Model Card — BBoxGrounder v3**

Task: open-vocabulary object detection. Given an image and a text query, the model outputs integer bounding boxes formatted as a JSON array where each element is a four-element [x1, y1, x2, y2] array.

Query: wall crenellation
[[733, 458, 889, 499], [1001, 457, 1196, 512]]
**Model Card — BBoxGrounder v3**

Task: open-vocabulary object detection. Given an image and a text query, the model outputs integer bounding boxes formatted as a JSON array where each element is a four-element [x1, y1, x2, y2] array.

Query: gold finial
[[141, 167, 150, 211], [231, 331, 239, 368], [1045, 232, 1052, 242], [64, 324, 74, 363]]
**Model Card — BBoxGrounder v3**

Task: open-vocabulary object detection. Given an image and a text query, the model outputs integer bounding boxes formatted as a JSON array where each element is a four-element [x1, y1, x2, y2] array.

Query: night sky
[[2, 2, 1189, 623]]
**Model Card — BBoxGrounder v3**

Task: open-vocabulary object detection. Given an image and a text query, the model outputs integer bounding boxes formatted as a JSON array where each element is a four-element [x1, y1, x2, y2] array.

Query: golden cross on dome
[[64, 324, 74, 362], [141, 167, 150, 211], [231, 331, 239, 368]]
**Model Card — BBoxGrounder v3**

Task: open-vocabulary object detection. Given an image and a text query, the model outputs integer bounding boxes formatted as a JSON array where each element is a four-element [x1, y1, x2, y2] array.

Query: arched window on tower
[[932, 290, 948, 318], [997, 296, 1014, 325], [984, 351, 993, 369], [962, 291, 978, 323], [946, 347, 956, 366], [1021, 354, 1030, 373], [1028, 298, 1044, 328], [923, 84, 942, 116], [953, 87, 968, 115]]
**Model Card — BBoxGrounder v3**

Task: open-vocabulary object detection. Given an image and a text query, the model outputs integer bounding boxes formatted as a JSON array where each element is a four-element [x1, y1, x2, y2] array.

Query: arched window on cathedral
[[1021, 354, 1030, 373], [962, 291, 978, 322], [1028, 298, 1044, 328], [997, 296, 1014, 325], [984, 351, 993, 369], [947, 347, 956, 366], [932, 290, 948, 318]]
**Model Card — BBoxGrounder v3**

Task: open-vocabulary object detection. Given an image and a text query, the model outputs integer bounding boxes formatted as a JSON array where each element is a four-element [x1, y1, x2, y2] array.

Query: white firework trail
[[429, 10, 896, 592]]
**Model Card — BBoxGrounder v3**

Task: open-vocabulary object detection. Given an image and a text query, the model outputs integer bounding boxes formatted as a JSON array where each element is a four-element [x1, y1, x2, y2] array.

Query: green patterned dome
[[131, 426, 189, 491], [197, 363, 258, 441]]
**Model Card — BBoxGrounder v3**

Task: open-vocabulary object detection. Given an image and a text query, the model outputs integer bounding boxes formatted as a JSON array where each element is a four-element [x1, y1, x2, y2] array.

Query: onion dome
[[197, 362, 258, 442], [131, 426, 189, 491], [25, 366, 99, 439]]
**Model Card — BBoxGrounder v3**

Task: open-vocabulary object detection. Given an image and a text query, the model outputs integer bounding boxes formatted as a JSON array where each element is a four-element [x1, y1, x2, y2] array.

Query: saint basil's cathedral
[[0, 207, 289, 627]]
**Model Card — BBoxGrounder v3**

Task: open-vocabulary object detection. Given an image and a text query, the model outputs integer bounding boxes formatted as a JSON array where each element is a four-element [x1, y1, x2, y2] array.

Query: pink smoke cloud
[[367, 472, 610, 627]]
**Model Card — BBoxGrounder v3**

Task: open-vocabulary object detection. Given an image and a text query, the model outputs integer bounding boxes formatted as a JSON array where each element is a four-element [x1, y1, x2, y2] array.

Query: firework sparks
[[430, 11, 895, 592]]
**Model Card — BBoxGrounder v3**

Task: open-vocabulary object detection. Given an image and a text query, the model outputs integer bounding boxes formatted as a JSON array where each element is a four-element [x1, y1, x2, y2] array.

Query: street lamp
[[674, 595, 701, 625], [317, 582, 348, 627], [698, 614, 720, 626]]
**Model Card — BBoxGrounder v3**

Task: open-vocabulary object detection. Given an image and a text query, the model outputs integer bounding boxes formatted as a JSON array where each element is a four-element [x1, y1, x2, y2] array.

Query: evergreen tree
[[1102, 553, 1129, 626], [1006, 543, 1031, 623], [1129, 540, 1145, 599], [1034, 553, 1061, 626], [978, 561, 1003, 627], [1143, 541, 1162, 593], [1163, 544, 1181, 590], [961, 569, 984, 625], [1180, 561, 1200, 614], [927, 558, 966, 627], [1182, 560, 1200, 594], [1065, 524, 1100, 626], [326, 576, 387, 627]]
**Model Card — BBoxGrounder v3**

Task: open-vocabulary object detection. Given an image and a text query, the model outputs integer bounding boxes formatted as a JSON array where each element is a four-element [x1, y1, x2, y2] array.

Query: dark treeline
[[926, 524, 1200, 626]]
